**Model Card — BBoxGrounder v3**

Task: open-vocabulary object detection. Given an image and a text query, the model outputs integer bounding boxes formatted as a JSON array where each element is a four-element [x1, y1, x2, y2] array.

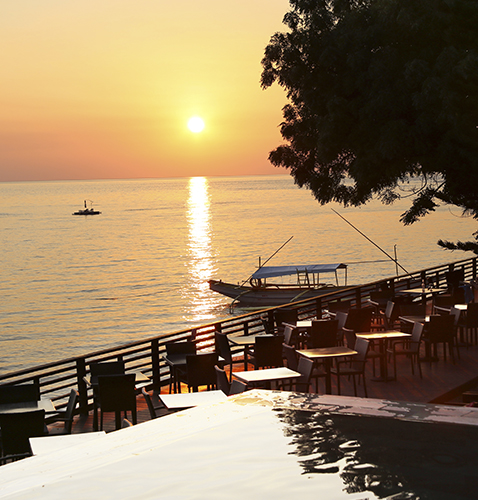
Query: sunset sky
[[0, 1, 290, 182]]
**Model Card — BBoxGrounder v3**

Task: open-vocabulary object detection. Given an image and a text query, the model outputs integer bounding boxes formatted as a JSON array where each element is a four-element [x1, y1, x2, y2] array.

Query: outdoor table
[[296, 346, 357, 394], [159, 390, 227, 410], [356, 331, 411, 382], [232, 367, 301, 390], [397, 287, 446, 305], [229, 334, 274, 370], [0, 399, 55, 415], [30, 432, 106, 456]]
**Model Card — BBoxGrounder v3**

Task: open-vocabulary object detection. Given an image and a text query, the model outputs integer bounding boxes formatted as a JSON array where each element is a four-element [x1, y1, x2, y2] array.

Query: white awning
[[252, 263, 347, 280]]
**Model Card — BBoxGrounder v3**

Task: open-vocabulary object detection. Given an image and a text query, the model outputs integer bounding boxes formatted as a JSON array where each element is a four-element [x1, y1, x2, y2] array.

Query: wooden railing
[[1, 257, 476, 415]]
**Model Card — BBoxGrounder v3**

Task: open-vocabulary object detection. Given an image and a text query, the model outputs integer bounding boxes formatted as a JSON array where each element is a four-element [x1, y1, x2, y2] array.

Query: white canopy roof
[[252, 263, 347, 280]]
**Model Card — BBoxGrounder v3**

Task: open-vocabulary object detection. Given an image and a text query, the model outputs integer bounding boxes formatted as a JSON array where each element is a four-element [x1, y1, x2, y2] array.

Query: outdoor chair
[[274, 308, 298, 334], [424, 314, 458, 363], [0, 382, 40, 404], [335, 311, 349, 345], [0, 409, 46, 464], [464, 303, 478, 345], [215, 365, 231, 395], [89, 360, 125, 380], [186, 352, 218, 392], [283, 325, 298, 347], [215, 331, 243, 381], [97, 374, 137, 430], [387, 322, 424, 379], [331, 337, 370, 397], [229, 380, 247, 395], [46, 389, 79, 435], [141, 388, 164, 420], [282, 343, 298, 371], [165, 341, 197, 393], [249, 335, 284, 369], [345, 307, 374, 333], [281, 357, 314, 393], [308, 319, 338, 348]]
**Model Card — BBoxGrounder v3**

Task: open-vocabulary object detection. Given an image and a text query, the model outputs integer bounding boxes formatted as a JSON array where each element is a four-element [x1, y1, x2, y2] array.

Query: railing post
[[315, 297, 322, 318], [151, 339, 160, 393], [473, 258, 477, 280], [355, 288, 362, 309], [244, 321, 249, 336], [76, 358, 88, 416]]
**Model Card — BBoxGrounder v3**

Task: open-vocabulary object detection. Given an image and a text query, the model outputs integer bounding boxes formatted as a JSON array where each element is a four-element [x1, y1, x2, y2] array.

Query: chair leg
[[362, 373, 368, 398]]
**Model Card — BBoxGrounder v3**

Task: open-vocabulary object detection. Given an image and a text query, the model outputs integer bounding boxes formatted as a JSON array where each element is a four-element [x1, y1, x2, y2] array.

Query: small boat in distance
[[73, 200, 101, 216], [209, 263, 350, 307]]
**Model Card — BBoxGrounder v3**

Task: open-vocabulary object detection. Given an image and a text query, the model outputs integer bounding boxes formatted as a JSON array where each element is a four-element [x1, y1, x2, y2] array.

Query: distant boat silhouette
[[73, 200, 101, 215]]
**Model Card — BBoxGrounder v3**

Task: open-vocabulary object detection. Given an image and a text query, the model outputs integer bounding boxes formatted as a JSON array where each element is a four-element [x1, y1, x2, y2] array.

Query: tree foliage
[[261, 0, 478, 251]]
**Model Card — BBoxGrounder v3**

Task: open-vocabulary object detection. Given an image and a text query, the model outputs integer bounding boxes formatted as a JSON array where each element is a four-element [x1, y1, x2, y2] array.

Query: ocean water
[[1, 175, 476, 374]]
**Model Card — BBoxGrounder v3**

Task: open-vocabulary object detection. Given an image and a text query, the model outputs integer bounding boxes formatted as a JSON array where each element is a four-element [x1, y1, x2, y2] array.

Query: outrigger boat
[[209, 263, 350, 307], [73, 200, 101, 216]]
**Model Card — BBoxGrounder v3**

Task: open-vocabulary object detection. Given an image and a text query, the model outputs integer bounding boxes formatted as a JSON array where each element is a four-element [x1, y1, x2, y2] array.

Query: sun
[[187, 116, 205, 133]]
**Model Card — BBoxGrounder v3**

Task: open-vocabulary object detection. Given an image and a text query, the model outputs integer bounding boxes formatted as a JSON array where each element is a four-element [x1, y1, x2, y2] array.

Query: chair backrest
[[229, 380, 247, 395], [186, 352, 218, 392], [0, 382, 40, 404], [97, 374, 136, 412], [466, 303, 478, 327], [254, 335, 284, 369], [335, 311, 348, 330], [344, 328, 356, 350], [295, 357, 314, 391], [165, 341, 197, 357], [345, 307, 373, 332], [384, 301, 396, 323], [427, 314, 455, 341], [353, 337, 370, 366], [398, 303, 426, 317], [0, 409, 45, 457], [142, 388, 158, 420], [274, 308, 298, 331], [283, 325, 296, 346], [214, 332, 232, 364], [215, 365, 231, 396], [409, 322, 424, 353], [309, 320, 338, 348], [282, 343, 298, 371], [89, 360, 125, 378], [62, 389, 79, 434]]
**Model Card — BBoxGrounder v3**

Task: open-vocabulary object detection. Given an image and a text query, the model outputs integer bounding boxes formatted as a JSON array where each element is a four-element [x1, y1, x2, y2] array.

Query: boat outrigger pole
[[239, 236, 294, 288], [331, 209, 411, 277]]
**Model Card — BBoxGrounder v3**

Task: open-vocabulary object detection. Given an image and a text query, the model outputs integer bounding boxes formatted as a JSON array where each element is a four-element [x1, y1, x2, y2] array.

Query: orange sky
[[0, 1, 290, 182]]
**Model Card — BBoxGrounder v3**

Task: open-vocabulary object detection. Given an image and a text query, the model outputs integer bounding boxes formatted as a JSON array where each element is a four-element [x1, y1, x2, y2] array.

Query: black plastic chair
[[283, 343, 298, 371], [215, 365, 231, 395], [89, 360, 125, 381], [165, 341, 197, 392], [0, 382, 40, 404], [274, 308, 298, 333], [141, 388, 164, 420], [308, 319, 338, 348], [186, 352, 218, 392], [97, 374, 137, 430], [0, 409, 45, 463], [215, 331, 243, 381], [387, 322, 424, 379], [229, 380, 248, 395], [46, 389, 79, 435], [331, 337, 370, 397], [251, 335, 284, 369], [424, 314, 458, 363]]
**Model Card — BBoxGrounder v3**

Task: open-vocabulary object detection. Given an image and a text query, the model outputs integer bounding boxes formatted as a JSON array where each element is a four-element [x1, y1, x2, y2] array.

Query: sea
[[1, 174, 476, 375]]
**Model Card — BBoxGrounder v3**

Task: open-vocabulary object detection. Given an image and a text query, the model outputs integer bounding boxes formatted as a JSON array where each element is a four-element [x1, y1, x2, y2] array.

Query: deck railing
[[1, 256, 476, 415]]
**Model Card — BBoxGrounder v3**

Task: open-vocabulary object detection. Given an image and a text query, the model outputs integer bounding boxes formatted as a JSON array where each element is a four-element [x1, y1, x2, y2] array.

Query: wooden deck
[[62, 339, 478, 434]]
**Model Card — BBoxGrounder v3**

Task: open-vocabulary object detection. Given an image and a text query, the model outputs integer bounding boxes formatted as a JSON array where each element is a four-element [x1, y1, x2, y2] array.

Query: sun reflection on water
[[184, 177, 221, 322]]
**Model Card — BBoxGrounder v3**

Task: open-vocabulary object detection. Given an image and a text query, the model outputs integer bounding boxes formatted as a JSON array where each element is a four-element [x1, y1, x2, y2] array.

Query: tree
[[261, 0, 478, 251]]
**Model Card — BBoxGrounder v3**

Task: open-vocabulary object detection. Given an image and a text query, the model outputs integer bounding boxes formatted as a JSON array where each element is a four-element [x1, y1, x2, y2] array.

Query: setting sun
[[187, 116, 205, 133]]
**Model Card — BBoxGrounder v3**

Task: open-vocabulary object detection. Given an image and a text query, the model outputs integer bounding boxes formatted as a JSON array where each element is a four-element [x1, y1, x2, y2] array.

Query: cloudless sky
[[0, 1, 291, 181]]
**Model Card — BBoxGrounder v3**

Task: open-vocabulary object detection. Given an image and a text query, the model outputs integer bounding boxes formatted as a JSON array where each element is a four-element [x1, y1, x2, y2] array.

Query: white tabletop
[[159, 390, 227, 409], [233, 367, 301, 384], [0, 398, 55, 415], [30, 432, 106, 456]]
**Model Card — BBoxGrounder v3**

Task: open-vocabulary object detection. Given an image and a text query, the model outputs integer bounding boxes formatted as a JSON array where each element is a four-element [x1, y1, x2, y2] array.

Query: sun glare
[[187, 116, 205, 133]]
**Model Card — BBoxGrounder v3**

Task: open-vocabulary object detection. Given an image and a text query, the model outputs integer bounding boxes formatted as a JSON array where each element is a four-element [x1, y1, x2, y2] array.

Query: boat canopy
[[251, 263, 347, 280]]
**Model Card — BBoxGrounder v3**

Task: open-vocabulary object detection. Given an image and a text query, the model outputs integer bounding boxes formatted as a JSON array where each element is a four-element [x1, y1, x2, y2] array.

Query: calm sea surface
[[1, 175, 476, 374]]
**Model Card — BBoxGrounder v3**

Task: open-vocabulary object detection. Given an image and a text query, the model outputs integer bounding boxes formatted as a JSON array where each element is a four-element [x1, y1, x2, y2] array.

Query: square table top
[[233, 367, 301, 384], [0, 398, 55, 415], [398, 287, 445, 295], [355, 331, 411, 341], [84, 371, 150, 387], [296, 346, 357, 360], [228, 334, 273, 346], [159, 390, 227, 410]]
